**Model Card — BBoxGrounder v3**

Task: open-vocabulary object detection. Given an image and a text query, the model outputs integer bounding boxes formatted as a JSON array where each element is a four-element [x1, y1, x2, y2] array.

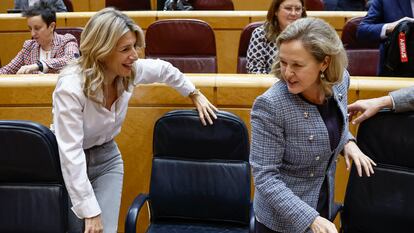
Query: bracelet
[[36, 61, 43, 72], [188, 88, 201, 97]]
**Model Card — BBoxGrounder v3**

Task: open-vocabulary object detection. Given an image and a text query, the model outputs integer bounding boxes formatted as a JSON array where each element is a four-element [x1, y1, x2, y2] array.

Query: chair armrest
[[125, 193, 150, 233], [249, 202, 255, 233]]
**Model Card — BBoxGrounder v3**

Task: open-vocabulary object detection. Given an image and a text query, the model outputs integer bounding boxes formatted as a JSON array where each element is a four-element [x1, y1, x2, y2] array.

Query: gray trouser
[[68, 140, 124, 233]]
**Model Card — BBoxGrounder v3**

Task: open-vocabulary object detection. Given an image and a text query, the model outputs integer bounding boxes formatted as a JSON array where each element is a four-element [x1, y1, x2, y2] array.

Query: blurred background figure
[[246, 0, 307, 74], [14, 0, 67, 12], [357, 0, 414, 75], [0, 1, 78, 74], [324, 0, 368, 11]]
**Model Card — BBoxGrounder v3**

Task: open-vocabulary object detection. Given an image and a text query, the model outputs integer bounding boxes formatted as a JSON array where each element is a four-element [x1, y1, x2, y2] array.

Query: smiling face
[[102, 30, 139, 81], [27, 15, 54, 49], [276, 0, 303, 31], [279, 39, 329, 102]]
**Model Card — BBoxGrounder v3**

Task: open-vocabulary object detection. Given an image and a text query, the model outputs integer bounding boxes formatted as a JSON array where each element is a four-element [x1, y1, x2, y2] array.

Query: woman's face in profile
[[27, 15, 54, 48], [102, 30, 139, 80], [276, 0, 303, 31], [278, 39, 327, 99]]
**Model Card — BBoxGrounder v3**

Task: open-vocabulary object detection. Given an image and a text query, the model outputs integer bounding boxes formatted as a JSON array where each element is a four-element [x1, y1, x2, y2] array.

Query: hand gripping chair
[[339, 110, 414, 233], [145, 19, 217, 73], [125, 110, 254, 233], [0, 120, 68, 233]]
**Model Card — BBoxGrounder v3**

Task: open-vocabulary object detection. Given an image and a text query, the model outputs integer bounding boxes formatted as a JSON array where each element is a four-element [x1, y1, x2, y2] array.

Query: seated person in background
[[250, 17, 376, 233], [14, 0, 67, 12], [348, 86, 414, 124], [357, 0, 414, 74], [0, 1, 78, 74], [246, 0, 306, 74], [324, 0, 368, 11]]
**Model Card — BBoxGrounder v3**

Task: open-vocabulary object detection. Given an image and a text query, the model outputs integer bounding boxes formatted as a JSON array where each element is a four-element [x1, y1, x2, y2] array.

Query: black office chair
[[125, 110, 254, 233], [339, 110, 414, 233], [0, 120, 68, 233]]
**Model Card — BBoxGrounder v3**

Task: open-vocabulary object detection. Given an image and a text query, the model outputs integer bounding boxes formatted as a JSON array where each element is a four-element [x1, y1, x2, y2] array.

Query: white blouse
[[52, 59, 195, 218]]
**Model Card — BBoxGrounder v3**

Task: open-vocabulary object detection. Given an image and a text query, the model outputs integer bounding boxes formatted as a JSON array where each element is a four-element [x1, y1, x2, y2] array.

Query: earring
[[320, 71, 325, 80]]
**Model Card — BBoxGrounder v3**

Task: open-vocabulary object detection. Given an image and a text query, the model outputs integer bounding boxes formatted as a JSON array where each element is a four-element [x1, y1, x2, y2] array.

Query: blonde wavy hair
[[272, 17, 348, 96], [78, 8, 145, 103]]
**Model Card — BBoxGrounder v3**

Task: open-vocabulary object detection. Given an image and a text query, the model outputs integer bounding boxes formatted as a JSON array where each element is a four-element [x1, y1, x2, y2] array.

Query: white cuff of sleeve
[[40, 60, 49, 73], [71, 195, 101, 219], [380, 24, 388, 39], [389, 94, 396, 110]]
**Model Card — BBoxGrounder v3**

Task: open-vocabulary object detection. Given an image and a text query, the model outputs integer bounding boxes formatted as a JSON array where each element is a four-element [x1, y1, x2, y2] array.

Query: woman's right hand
[[310, 216, 338, 233], [84, 214, 103, 233]]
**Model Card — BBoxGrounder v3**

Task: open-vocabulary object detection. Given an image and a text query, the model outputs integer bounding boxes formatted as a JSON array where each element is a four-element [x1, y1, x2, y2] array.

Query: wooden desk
[[0, 74, 412, 232], [0, 11, 366, 74]]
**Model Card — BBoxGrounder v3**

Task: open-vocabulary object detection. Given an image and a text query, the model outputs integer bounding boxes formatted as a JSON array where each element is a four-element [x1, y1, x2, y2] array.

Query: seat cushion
[[147, 221, 249, 233]]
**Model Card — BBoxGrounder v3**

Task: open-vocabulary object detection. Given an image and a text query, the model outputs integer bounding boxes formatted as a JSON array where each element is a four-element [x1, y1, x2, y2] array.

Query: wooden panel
[[64, 11, 157, 29], [0, 11, 370, 74], [0, 14, 27, 31], [71, 0, 90, 12], [89, 0, 105, 11], [215, 30, 242, 73], [233, 0, 272, 10], [157, 11, 250, 29], [0, 0, 14, 13], [127, 11, 158, 29], [0, 32, 31, 67]]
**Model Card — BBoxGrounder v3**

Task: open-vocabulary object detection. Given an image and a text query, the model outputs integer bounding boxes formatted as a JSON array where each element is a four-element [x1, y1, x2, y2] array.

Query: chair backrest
[[237, 21, 263, 73], [341, 16, 380, 76], [145, 19, 217, 73], [62, 0, 73, 12], [149, 110, 250, 226], [192, 0, 234, 10], [346, 49, 379, 76], [305, 0, 324, 10], [342, 16, 379, 49], [0, 120, 68, 233], [341, 110, 414, 233], [55, 27, 83, 48], [105, 0, 151, 10]]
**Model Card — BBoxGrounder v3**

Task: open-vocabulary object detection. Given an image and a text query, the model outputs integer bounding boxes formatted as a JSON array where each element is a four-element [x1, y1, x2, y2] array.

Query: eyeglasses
[[281, 5, 303, 14]]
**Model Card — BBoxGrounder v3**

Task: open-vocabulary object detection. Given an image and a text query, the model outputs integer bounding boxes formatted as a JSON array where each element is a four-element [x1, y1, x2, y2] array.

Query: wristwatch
[[36, 61, 44, 72]]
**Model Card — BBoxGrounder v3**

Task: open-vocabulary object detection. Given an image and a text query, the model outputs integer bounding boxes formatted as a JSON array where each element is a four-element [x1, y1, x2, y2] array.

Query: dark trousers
[[255, 219, 281, 233]]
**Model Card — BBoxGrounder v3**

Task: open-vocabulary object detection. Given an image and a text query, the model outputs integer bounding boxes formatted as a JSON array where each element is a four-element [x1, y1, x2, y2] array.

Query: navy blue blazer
[[357, 0, 413, 74]]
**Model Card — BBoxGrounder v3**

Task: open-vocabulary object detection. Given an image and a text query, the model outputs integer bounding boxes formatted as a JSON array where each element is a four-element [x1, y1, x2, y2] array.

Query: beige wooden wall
[[0, 74, 413, 232], [0, 11, 366, 72]]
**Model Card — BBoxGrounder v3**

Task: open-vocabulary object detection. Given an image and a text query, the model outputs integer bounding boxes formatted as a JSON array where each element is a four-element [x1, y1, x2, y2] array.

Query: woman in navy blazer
[[357, 0, 414, 74], [250, 18, 376, 233]]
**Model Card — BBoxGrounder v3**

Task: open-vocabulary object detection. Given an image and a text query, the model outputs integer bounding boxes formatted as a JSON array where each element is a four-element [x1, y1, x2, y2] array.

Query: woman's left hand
[[189, 90, 218, 126], [343, 140, 376, 177]]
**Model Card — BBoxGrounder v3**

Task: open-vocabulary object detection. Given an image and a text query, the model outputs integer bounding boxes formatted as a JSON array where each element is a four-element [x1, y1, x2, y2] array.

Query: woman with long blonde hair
[[52, 8, 217, 233]]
